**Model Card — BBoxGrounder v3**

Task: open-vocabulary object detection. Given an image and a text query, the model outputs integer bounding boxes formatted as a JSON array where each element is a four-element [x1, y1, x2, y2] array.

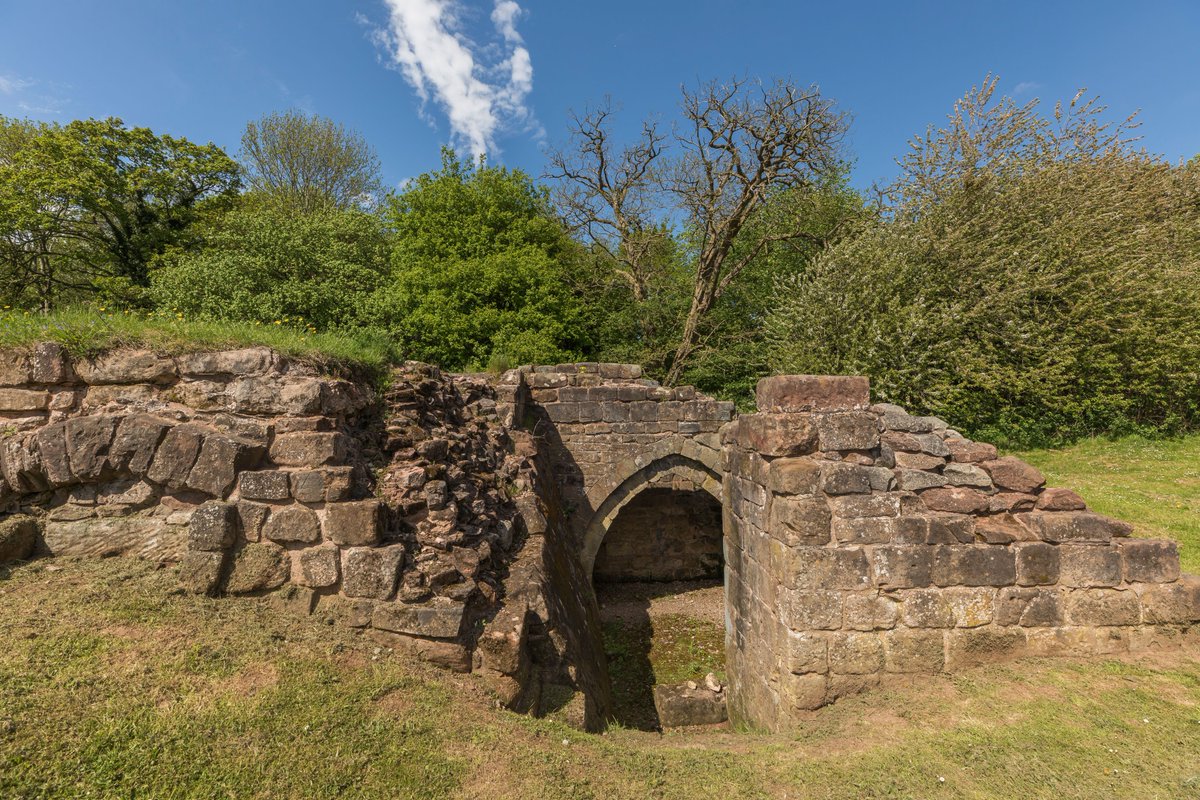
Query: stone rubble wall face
[[723, 375, 1200, 732]]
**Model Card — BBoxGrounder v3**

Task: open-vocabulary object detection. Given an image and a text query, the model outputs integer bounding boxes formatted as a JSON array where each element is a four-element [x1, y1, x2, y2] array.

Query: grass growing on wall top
[[0, 307, 404, 375]]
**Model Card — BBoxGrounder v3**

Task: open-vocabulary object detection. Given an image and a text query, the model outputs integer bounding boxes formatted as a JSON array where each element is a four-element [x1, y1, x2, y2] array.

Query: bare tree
[[240, 110, 383, 213], [548, 79, 848, 384]]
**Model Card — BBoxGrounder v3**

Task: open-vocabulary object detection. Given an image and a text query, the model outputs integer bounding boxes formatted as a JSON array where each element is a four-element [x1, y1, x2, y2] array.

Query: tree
[[549, 78, 849, 385], [240, 110, 383, 213], [150, 200, 389, 331], [368, 149, 594, 370], [0, 116, 240, 308], [765, 77, 1200, 444]]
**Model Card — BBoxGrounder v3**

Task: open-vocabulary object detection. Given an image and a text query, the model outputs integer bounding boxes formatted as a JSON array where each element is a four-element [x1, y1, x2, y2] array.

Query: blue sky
[[1, 1, 1197, 192]]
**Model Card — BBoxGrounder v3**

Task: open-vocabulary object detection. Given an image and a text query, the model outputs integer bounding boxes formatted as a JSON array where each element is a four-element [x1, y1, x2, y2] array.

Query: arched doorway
[[588, 463, 728, 729]]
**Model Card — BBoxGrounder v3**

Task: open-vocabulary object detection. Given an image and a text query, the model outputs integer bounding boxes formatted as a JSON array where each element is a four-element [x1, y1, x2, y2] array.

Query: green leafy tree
[[0, 116, 240, 309], [368, 149, 594, 370], [150, 200, 389, 331], [765, 77, 1200, 444], [240, 110, 383, 213]]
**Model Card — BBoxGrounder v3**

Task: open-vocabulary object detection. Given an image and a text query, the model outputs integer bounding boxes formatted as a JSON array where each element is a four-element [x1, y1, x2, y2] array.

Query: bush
[[765, 79, 1200, 446]]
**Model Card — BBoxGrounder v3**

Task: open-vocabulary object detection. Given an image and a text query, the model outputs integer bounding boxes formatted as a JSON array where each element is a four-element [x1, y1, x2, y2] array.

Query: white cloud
[[0, 74, 32, 95], [1013, 81, 1041, 96], [370, 0, 536, 157]]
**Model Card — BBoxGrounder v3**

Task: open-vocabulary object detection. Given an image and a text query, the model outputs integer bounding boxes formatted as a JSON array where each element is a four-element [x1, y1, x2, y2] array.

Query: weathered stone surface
[[236, 500, 270, 542], [146, 424, 206, 489], [342, 544, 405, 599], [1035, 488, 1086, 511], [884, 629, 944, 672], [769, 496, 831, 545], [781, 589, 843, 630], [1015, 542, 1060, 586], [262, 504, 321, 544], [186, 435, 265, 497], [995, 587, 1063, 627], [652, 682, 727, 727], [224, 542, 289, 593], [0, 388, 49, 412], [1065, 589, 1140, 626], [946, 438, 997, 463], [829, 494, 900, 519], [901, 588, 955, 628], [893, 469, 947, 492], [75, 350, 177, 385], [920, 487, 989, 515], [188, 501, 237, 552], [931, 546, 1016, 587], [107, 415, 170, 475], [893, 451, 946, 470], [1137, 579, 1200, 624], [178, 551, 226, 595], [269, 432, 348, 467], [820, 462, 871, 495], [842, 592, 899, 631], [238, 470, 291, 501], [869, 545, 932, 589], [731, 413, 817, 457], [941, 463, 993, 489], [0, 514, 38, 563], [788, 546, 871, 590], [756, 375, 869, 413], [781, 673, 828, 711], [1023, 511, 1132, 544], [832, 516, 895, 545], [297, 544, 341, 588], [1118, 539, 1180, 583], [372, 599, 466, 639], [33, 422, 72, 486], [324, 500, 383, 547], [0, 351, 31, 385], [988, 492, 1038, 513], [828, 632, 885, 674], [1058, 546, 1122, 588], [176, 348, 274, 378], [816, 412, 879, 451], [945, 627, 1026, 669], [786, 631, 828, 674], [980, 457, 1045, 493], [42, 517, 183, 561], [874, 404, 941, 433]]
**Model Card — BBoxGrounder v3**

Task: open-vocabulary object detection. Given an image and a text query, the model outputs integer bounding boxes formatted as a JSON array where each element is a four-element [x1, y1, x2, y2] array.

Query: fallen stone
[[980, 457, 1045, 493], [1035, 488, 1086, 511], [652, 682, 728, 727], [372, 599, 466, 638]]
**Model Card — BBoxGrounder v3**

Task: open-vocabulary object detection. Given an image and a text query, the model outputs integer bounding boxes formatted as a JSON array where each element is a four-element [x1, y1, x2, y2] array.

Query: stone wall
[[723, 375, 1200, 731], [593, 487, 723, 582]]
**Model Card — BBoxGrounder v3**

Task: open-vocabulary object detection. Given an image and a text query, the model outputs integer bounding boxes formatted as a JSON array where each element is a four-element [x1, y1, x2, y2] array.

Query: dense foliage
[[2, 81, 1197, 443], [765, 79, 1200, 444]]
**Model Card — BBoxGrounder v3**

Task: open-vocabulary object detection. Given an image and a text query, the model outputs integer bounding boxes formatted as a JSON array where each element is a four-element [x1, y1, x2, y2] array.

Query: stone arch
[[580, 436, 724, 577]]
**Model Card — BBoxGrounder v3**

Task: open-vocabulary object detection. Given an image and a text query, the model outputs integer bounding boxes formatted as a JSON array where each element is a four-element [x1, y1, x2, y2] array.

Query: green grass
[[1015, 434, 1200, 572], [0, 307, 403, 376], [2, 557, 1199, 799]]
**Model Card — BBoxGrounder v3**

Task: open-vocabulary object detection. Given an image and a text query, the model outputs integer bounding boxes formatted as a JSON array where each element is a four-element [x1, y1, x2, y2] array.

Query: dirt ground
[[595, 579, 726, 626]]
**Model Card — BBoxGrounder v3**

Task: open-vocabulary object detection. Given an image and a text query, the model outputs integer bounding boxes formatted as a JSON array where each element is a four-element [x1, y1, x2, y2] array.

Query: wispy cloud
[[367, 0, 537, 157], [0, 74, 32, 95], [1013, 81, 1042, 97]]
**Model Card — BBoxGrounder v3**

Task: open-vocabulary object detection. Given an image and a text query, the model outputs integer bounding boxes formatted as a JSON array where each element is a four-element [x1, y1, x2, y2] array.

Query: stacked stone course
[[724, 375, 1200, 731]]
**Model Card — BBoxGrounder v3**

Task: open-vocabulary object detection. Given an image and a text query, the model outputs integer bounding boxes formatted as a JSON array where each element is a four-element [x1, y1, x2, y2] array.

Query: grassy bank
[[2, 557, 1198, 800], [1016, 434, 1200, 572], [0, 307, 402, 375]]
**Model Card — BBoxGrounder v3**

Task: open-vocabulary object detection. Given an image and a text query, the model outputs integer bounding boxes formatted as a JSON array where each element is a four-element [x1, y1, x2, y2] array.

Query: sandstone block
[[769, 496, 831, 546], [900, 588, 954, 628], [1058, 546, 1122, 588], [237, 500, 270, 542], [1015, 542, 1060, 585], [980, 457, 1045, 493], [262, 504, 321, 544], [188, 501, 237, 552], [786, 631, 828, 674], [0, 351, 31, 385], [341, 544, 406, 600], [816, 411, 880, 451], [269, 432, 348, 467], [920, 487, 989, 515], [842, 592, 899, 631], [989, 492, 1038, 513], [781, 673, 829, 711], [975, 514, 1027, 545], [829, 494, 900, 519], [946, 438, 997, 463], [884, 629, 944, 673], [1065, 588, 1140, 626], [224, 542, 289, 593], [238, 470, 291, 501], [178, 551, 226, 595], [146, 424, 206, 489], [865, 466, 896, 492], [945, 587, 995, 627], [1024, 511, 1132, 543], [176, 348, 274, 378], [945, 627, 1027, 669], [186, 435, 265, 497], [874, 404, 941, 434], [820, 462, 872, 495], [995, 587, 1064, 627], [781, 588, 842, 630], [1136, 579, 1200, 624], [324, 499, 383, 547], [107, 415, 170, 475], [0, 388, 49, 412], [893, 469, 947, 492], [756, 375, 870, 413], [297, 544, 341, 588], [767, 458, 822, 496], [870, 545, 933, 589], [76, 350, 177, 385], [788, 546, 871, 590], [1118, 539, 1180, 583], [28, 342, 71, 384], [942, 463, 993, 489], [931, 545, 1016, 587], [827, 632, 885, 674], [34, 422, 72, 487], [734, 413, 818, 458], [1035, 488, 1086, 511], [893, 451, 946, 470], [372, 598, 466, 639], [832, 516, 895, 545]]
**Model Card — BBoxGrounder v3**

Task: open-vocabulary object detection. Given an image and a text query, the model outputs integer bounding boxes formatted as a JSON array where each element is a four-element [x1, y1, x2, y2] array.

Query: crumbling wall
[[724, 375, 1200, 731]]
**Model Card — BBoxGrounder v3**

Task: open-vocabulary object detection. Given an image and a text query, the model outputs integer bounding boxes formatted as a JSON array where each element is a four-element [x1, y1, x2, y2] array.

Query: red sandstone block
[[1117, 539, 1181, 583], [756, 375, 870, 413]]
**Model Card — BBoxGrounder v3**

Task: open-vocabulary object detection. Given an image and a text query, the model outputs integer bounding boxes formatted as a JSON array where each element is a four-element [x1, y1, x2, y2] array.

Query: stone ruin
[[0, 343, 1196, 732]]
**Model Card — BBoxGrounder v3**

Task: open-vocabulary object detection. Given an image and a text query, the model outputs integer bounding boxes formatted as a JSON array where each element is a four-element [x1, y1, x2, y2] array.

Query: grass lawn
[[1016, 434, 1200, 572]]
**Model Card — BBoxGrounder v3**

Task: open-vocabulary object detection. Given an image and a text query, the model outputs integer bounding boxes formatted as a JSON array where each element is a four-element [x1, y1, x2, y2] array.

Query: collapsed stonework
[[1, 345, 1196, 733]]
